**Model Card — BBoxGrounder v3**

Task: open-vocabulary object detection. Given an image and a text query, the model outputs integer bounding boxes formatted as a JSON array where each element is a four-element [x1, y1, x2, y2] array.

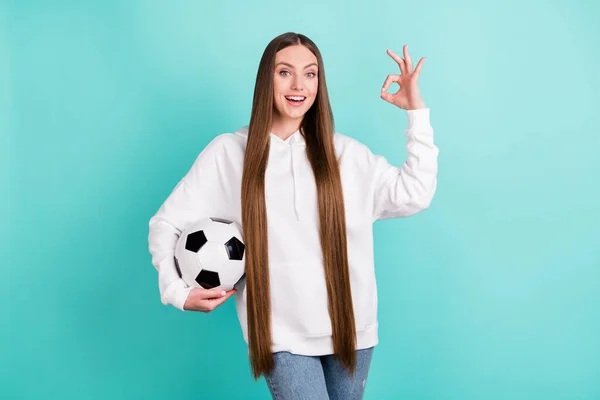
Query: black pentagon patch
[[196, 270, 220, 289], [225, 237, 245, 260], [210, 217, 232, 224], [185, 230, 207, 253], [173, 256, 182, 278]]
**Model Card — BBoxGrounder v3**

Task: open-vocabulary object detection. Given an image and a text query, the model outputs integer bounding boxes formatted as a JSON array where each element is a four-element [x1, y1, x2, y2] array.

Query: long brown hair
[[241, 32, 356, 379]]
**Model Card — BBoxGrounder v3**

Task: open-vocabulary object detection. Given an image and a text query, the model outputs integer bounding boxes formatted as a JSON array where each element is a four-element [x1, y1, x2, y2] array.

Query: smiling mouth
[[285, 96, 306, 106]]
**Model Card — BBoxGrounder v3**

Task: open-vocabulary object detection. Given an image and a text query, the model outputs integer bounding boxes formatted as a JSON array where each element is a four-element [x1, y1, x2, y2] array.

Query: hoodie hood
[[234, 125, 306, 147]]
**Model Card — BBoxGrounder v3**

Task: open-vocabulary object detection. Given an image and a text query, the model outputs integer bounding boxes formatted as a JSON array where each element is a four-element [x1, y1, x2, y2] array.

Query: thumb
[[380, 90, 394, 104]]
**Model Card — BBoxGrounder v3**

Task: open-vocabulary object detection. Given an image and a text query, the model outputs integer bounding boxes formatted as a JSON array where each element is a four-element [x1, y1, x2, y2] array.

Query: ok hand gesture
[[381, 45, 426, 110]]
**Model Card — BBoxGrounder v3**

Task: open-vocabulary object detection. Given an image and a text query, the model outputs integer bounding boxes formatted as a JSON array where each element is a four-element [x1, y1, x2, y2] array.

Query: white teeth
[[286, 96, 305, 101]]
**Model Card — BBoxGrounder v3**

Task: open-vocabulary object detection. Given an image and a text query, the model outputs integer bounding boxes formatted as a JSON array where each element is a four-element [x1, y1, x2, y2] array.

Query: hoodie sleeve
[[370, 108, 439, 221], [147, 136, 226, 311]]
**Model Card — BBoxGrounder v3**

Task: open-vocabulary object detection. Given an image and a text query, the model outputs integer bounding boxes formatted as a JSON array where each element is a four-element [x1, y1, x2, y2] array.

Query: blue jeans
[[264, 347, 375, 400]]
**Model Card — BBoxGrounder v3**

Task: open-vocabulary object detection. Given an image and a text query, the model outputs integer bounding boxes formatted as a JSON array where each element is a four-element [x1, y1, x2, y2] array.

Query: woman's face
[[272, 45, 319, 125]]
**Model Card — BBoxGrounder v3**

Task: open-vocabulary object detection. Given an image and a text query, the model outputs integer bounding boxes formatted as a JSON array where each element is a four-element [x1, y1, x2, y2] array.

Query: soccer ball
[[174, 217, 246, 291]]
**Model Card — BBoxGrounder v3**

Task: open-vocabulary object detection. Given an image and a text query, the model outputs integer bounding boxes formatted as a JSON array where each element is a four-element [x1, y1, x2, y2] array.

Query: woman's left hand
[[381, 45, 426, 110]]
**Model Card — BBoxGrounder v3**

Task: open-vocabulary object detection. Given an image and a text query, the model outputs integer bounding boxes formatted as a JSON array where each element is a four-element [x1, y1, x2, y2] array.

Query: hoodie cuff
[[406, 108, 431, 132], [162, 279, 192, 311]]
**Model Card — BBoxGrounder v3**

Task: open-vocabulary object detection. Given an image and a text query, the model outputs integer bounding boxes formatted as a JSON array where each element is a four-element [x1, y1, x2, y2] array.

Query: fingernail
[[220, 291, 226, 296]]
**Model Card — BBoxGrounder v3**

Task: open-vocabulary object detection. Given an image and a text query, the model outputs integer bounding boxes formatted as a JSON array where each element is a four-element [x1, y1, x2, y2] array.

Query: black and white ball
[[174, 217, 246, 291]]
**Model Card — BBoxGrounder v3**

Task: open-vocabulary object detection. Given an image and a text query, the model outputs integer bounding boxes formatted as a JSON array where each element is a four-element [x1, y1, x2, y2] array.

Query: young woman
[[148, 32, 438, 399]]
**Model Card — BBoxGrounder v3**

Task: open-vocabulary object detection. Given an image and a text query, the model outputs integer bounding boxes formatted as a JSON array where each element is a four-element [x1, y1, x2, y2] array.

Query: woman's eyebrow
[[276, 62, 318, 69]]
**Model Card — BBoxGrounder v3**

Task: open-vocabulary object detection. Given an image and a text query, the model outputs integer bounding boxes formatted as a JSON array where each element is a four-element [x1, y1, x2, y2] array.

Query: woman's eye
[[279, 70, 290, 76], [306, 72, 316, 78]]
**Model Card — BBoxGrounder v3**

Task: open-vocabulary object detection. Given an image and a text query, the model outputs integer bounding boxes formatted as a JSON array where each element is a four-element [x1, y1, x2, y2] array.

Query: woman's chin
[[288, 111, 306, 119], [280, 109, 306, 120], [274, 104, 310, 121]]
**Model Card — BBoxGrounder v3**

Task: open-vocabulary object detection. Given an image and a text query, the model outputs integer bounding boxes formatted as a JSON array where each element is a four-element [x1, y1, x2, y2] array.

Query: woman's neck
[[271, 114, 302, 141]]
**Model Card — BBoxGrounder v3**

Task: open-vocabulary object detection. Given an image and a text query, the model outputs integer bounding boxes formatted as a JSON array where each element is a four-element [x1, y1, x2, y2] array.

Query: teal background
[[4, 0, 600, 399]]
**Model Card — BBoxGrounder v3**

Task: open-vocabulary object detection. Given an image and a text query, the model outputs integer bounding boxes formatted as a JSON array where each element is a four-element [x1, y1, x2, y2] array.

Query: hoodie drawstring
[[291, 144, 300, 221]]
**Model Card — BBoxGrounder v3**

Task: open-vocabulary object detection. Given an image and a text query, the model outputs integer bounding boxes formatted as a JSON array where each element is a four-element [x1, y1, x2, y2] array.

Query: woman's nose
[[291, 76, 304, 90]]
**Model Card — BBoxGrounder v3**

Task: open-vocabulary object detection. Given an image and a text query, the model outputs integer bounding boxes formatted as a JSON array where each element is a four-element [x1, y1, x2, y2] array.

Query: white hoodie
[[148, 108, 438, 355]]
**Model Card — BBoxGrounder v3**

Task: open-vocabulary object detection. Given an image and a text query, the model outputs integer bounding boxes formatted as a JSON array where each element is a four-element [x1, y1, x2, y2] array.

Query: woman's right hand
[[183, 287, 237, 312]]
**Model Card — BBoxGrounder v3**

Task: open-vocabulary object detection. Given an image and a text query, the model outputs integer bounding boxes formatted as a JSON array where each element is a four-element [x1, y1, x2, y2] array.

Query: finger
[[413, 57, 425, 79], [403, 45, 413, 73], [205, 288, 237, 300], [198, 288, 228, 300], [386, 49, 407, 75], [380, 90, 395, 104], [207, 290, 236, 307], [381, 74, 400, 94]]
